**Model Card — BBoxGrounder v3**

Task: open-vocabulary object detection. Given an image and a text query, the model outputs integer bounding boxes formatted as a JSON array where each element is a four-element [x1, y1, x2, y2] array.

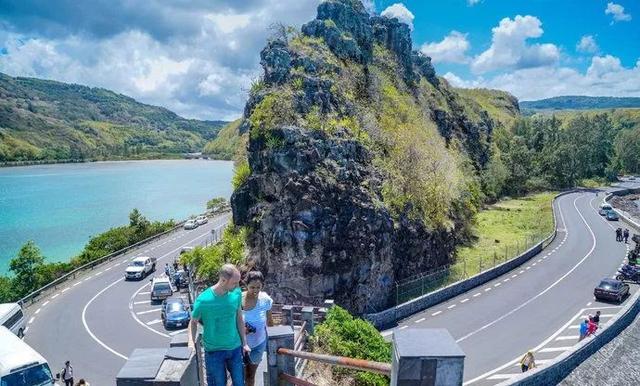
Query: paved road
[[25, 212, 231, 385], [381, 184, 640, 384]]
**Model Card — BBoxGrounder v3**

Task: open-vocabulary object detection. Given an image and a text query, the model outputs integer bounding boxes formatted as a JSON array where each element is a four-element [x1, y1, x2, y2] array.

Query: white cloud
[[0, 0, 323, 120], [467, 0, 482, 6], [605, 2, 632, 22], [576, 35, 599, 54], [360, 0, 376, 15], [420, 31, 470, 64], [448, 55, 640, 101], [381, 3, 415, 31], [471, 15, 560, 74]]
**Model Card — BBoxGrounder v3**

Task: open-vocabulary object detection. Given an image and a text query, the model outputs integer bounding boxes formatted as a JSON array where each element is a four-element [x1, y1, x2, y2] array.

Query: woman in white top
[[242, 271, 273, 386]]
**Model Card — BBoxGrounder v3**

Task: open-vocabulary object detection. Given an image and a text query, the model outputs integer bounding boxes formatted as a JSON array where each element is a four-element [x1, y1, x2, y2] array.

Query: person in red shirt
[[587, 315, 598, 337]]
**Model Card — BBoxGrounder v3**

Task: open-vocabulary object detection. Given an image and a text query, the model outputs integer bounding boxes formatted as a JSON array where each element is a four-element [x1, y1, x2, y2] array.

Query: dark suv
[[594, 278, 629, 303]]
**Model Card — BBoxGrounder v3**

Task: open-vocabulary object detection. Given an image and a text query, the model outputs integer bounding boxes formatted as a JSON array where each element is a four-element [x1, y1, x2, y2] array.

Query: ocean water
[[0, 160, 234, 273]]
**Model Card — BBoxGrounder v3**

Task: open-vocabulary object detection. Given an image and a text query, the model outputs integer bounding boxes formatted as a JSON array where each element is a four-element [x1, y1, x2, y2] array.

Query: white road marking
[[526, 266, 531, 270], [51, 293, 60, 299], [532, 263, 537, 267], [105, 267, 112, 271], [138, 291, 151, 295], [136, 308, 161, 315], [134, 300, 151, 305], [539, 347, 572, 353], [42, 301, 49, 307], [555, 335, 579, 341], [84, 278, 91, 282], [494, 283, 501, 287], [461, 298, 469, 303], [460, 194, 599, 360], [82, 278, 129, 360], [473, 293, 481, 297], [169, 330, 187, 336], [487, 374, 517, 380], [61, 287, 70, 293], [432, 311, 442, 316], [399, 325, 408, 330], [35, 308, 41, 314], [122, 259, 128, 263], [586, 302, 592, 307], [28, 317, 35, 324], [24, 326, 29, 334], [511, 275, 517, 278], [414, 317, 426, 323], [447, 304, 456, 309], [568, 325, 580, 329], [73, 282, 81, 287], [146, 319, 163, 326], [484, 288, 492, 292], [503, 278, 510, 283], [519, 270, 525, 274]]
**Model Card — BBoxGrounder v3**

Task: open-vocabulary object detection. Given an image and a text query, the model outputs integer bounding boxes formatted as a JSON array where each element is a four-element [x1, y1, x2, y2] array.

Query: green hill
[[203, 119, 245, 160], [0, 72, 227, 162], [520, 96, 640, 112]]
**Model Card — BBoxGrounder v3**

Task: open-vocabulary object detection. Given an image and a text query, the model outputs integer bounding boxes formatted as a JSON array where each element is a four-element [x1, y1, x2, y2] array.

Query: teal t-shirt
[[192, 287, 242, 351]]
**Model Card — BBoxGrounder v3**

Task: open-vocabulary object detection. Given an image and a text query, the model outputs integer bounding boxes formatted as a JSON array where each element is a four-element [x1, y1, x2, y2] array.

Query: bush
[[310, 306, 391, 386], [232, 160, 251, 190]]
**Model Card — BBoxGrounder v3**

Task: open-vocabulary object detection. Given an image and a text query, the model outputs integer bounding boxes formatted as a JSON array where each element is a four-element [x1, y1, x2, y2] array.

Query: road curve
[[382, 186, 640, 385], [25, 212, 231, 385]]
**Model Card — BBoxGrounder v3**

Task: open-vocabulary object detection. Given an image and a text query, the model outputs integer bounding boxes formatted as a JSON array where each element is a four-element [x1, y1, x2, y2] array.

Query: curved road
[[24, 184, 640, 385], [382, 185, 640, 385], [25, 212, 231, 385]]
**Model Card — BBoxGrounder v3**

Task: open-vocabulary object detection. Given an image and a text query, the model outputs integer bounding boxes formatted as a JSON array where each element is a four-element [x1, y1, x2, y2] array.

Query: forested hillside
[[520, 96, 640, 112], [0, 72, 227, 162]]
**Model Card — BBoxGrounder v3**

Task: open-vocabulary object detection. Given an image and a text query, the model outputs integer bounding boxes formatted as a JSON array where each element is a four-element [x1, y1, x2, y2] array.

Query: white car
[[183, 219, 198, 230], [195, 215, 208, 225], [125, 256, 156, 280], [150, 276, 174, 302]]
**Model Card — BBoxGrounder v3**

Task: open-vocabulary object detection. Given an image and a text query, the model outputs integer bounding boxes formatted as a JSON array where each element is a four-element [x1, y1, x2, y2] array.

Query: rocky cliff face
[[232, 0, 514, 313]]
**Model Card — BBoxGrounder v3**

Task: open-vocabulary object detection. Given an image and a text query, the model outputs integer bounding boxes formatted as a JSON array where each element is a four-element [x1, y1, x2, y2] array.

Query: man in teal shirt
[[189, 264, 249, 386]]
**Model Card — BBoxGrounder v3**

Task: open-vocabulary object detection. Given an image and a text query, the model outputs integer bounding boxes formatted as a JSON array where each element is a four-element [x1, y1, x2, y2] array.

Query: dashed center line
[[484, 288, 492, 292], [42, 301, 49, 307], [34, 308, 41, 315], [432, 311, 442, 316], [494, 283, 501, 287], [447, 304, 456, 309], [61, 287, 70, 293], [414, 317, 426, 323], [461, 298, 469, 303], [51, 293, 60, 299], [28, 317, 35, 324]]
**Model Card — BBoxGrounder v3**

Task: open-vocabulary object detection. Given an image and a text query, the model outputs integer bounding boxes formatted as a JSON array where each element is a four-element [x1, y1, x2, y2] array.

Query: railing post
[[282, 305, 294, 328], [301, 306, 314, 335], [267, 325, 295, 386], [391, 329, 465, 386]]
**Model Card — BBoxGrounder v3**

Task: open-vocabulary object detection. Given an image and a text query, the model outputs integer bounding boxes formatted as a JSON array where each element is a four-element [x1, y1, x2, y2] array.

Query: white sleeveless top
[[243, 291, 273, 348]]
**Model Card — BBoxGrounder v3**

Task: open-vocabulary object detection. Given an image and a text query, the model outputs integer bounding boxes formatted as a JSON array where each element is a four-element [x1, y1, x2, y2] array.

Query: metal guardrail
[[18, 208, 231, 307]]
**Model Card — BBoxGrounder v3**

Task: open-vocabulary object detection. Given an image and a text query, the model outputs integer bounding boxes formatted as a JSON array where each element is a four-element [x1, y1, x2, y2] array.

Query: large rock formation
[[232, 0, 515, 313]]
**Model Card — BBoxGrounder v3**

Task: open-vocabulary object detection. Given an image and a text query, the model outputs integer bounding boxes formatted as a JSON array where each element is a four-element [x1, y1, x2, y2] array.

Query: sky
[[0, 0, 638, 120]]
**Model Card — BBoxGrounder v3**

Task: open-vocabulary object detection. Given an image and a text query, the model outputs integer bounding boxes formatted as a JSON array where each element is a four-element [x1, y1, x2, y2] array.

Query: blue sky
[[0, 1, 638, 119]]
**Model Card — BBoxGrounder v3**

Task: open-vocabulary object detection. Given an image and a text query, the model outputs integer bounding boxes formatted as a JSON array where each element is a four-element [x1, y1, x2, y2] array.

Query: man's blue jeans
[[204, 346, 244, 386]]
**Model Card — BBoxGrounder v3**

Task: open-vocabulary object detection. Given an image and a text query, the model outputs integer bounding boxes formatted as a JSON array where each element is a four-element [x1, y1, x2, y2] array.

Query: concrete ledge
[[365, 190, 581, 329], [496, 284, 640, 386]]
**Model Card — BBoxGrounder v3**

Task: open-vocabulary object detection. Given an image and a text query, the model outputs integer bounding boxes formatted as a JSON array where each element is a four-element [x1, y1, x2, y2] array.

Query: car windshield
[[129, 261, 144, 267], [168, 302, 185, 312], [599, 280, 615, 289], [154, 283, 171, 291], [0, 363, 53, 386]]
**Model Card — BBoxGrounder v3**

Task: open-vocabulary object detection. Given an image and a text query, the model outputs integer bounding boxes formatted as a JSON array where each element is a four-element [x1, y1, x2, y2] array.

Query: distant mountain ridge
[[520, 96, 640, 111], [0, 72, 227, 162]]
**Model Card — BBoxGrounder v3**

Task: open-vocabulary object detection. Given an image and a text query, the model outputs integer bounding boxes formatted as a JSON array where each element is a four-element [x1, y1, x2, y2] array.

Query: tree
[[129, 208, 150, 230], [206, 197, 227, 211], [9, 241, 45, 298], [0, 276, 13, 303]]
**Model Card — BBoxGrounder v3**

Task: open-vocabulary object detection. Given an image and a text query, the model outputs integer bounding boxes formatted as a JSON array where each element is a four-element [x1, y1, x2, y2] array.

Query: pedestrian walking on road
[[616, 228, 622, 242], [164, 263, 171, 276], [242, 271, 274, 386], [519, 351, 536, 373], [61, 361, 73, 386], [587, 316, 598, 337], [624, 228, 630, 243], [593, 311, 601, 326], [189, 264, 249, 386], [579, 319, 589, 341]]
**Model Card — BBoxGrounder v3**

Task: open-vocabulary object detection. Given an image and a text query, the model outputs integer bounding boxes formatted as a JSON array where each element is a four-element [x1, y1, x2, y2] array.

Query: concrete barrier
[[496, 284, 640, 386], [364, 190, 581, 329]]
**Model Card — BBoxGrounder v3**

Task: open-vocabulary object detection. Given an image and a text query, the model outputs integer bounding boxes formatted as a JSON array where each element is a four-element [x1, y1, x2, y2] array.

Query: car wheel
[[616, 275, 624, 281], [17, 328, 24, 338]]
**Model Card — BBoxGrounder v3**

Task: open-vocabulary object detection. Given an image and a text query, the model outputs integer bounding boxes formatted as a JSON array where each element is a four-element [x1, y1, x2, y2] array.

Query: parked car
[[598, 204, 613, 216], [594, 278, 629, 303], [161, 298, 190, 329], [0, 303, 26, 338], [183, 219, 198, 230], [606, 210, 620, 221], [125, 256, 156, 280], [195, 215, 208, 225], [150, 276, 174, 302]]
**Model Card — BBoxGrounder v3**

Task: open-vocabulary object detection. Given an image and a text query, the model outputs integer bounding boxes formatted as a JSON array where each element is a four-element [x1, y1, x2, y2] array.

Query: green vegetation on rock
[[203, 119, 244, 160], [0, 72, 227, 162]]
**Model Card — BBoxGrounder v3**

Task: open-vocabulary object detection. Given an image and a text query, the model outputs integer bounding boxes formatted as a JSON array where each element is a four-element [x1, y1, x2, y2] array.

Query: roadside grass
[[577, 177, 609, 189], [454, 191, 557, 278], [394, 191, 558, 304]]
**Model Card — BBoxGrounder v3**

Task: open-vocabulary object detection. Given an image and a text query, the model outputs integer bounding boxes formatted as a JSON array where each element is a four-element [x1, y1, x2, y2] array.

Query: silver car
[[183, 219, 198, 230]]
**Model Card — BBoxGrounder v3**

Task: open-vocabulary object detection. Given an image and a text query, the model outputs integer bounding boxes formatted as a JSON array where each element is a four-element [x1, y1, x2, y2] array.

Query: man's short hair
[[219, 264, 239, 280]]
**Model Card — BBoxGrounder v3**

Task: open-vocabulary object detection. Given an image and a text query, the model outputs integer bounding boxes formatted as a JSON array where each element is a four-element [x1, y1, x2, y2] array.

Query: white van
[[0, 326, 57, 385], [0, 303, 26, 338]]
